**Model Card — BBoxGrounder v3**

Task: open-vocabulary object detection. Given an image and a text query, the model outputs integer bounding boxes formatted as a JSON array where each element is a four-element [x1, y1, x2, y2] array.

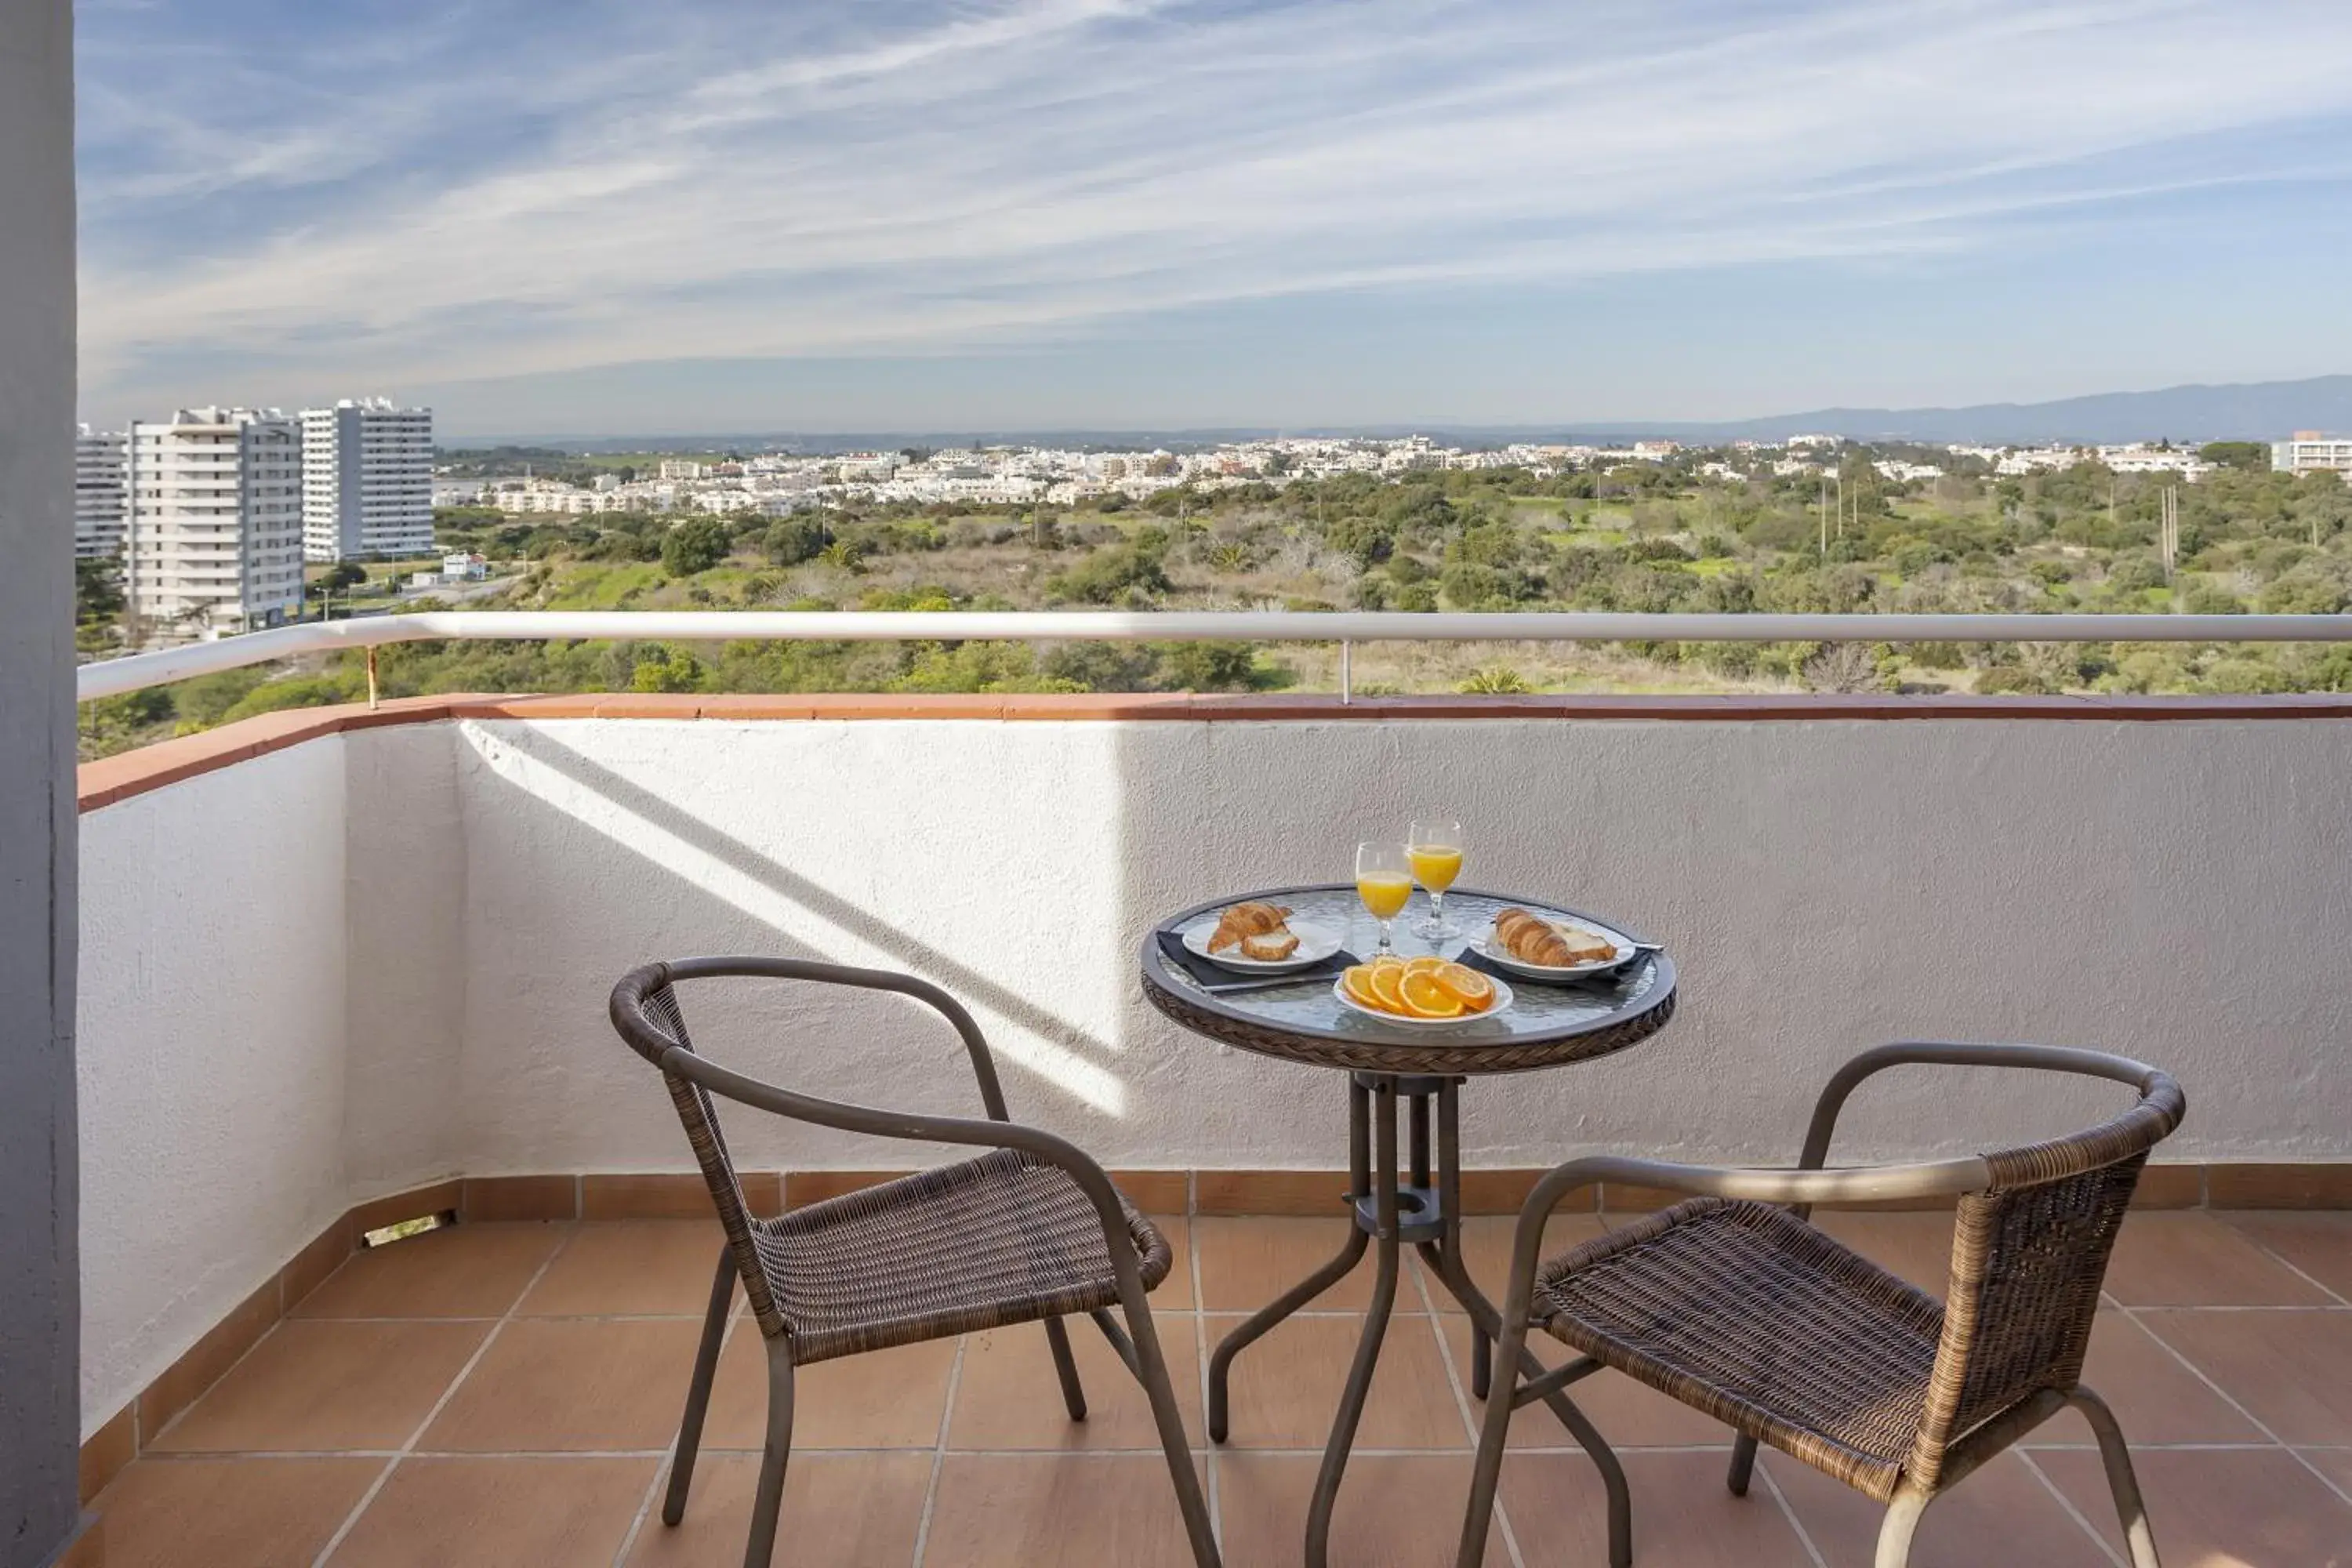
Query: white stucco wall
[[448, 716, 2352, 1174], [74, 710, 2352, 1432], [76, 739, 350, 1434]]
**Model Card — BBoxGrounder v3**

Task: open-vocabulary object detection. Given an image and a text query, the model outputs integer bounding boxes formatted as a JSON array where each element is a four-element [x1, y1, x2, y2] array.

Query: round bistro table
[[1140, 885, 1679, 1568]]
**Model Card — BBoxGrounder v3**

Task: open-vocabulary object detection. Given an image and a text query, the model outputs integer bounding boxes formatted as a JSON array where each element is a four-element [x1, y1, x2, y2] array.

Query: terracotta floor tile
[[2221, 1211, 2352, 1301], [517, 1221, 728, 1316], [325, 1456, 655, 1568], [1195, 1217, 1386, 1313], [1149, 1214, 1195, 1310], [294, 1222, 568, 1319], [627, 1452, 931, 1567], [1207, 1311, 1469, 1450], [703, 1327, 957, 1450], [2299, 1446, 2352, 1495], [2137, 1308, 2352, 1443], [1810, 1211, 1958, 1295], [152, 1320, 488, 1453], [922, 1453, 1207, 1568], [2026, 1308, 2269, 1445], [2037, 1445, 2352, 1568], [1498, 1450, 1815, 1567], [1767, 1450, 2111, 1567], [1436, 1316, 1733, 1449], [420, 1318, 702, 1452], [93, 1457, 382, 1568], [1419, 1214, 1609, 1314], [949, 1314, 1203, 1450], [2101, 1212, 2335, 1306], [1215, 1451, 1510, 1566]]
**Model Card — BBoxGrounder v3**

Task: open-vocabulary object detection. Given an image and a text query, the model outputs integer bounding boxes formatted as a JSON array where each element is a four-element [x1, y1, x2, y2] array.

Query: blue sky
[[75, 0, 2352, 435]]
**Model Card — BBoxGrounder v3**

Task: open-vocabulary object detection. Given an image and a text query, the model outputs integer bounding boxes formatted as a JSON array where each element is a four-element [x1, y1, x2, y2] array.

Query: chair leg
[[1044, 1316, 1088, 1421], [1875, 1487, 1930, 1568], [2071, 1385, 2162, 1568], [1120, 1288, 1221, 1567], [742, 1340, 797, 1568], [1456, 1311, 1526, 1568], [1726, 1433, 1759, 1496], [664, 1246, 736, 1526]]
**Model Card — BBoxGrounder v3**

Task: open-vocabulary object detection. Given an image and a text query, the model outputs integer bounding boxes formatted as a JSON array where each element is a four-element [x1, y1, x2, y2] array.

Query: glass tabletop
[[1144, 885, 1672, 1051]]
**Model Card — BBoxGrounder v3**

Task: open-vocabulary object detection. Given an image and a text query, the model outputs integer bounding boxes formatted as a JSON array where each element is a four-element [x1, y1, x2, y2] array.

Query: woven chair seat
[[749, 1149, 1171, 1364], [1536, 1198, 1948, 1501]]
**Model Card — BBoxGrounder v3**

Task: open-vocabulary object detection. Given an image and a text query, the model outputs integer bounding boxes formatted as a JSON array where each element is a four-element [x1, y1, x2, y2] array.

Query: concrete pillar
[[0, 1, 85, 1563]]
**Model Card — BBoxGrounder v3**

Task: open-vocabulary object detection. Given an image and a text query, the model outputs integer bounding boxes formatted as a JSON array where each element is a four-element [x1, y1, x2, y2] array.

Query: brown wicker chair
[[1457, 1042, 2183, 1568], [611, 957, 1218, 1568]]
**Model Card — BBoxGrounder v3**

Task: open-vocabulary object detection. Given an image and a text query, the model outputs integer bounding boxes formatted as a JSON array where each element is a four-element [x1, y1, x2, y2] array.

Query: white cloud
[[78, 0, 2352, 408]]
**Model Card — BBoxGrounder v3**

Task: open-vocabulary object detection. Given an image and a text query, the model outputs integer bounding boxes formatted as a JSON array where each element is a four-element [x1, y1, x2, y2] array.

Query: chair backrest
[[609, 962, 789, 1335], [1907, 1069, 2184, 1488]]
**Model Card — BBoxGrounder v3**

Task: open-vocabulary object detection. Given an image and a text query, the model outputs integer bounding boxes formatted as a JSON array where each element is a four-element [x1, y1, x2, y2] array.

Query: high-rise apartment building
[[300, 397, 434, 561], [127, 408, 304, 638], [75, 423, 129, 559]]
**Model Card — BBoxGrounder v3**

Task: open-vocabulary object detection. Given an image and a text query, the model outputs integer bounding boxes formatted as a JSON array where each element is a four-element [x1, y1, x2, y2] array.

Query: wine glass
[[1409, 816, 1465, 939], [1355, 841, 1413, 956]]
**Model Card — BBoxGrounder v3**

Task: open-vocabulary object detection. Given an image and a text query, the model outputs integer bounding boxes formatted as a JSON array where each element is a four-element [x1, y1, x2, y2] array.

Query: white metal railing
[[74, 608, 2352, 702]]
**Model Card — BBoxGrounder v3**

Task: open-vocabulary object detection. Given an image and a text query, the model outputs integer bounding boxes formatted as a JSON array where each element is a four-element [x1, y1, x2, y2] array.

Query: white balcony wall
[[76, 711, 2352, 1434], [77, 739, 350, 1430]]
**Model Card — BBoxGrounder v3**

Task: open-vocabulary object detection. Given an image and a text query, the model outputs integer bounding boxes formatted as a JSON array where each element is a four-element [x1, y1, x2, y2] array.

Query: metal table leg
[[1416, 1079, 1632, 1568], [1209, 1073, 1630, 1568], [1207, 1076, 1372, 1443]]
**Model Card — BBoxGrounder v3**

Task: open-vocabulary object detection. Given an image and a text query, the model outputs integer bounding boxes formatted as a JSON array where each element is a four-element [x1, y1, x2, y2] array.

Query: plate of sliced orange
[[1333, 954, 1512, 1026]]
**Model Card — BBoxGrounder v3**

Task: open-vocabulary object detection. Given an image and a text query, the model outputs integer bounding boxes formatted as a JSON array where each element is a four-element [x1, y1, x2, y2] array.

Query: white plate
[[1181, 913, 1345, 973], [1331, 970, 1514, 1027], [1467, 913, 1637, 979]]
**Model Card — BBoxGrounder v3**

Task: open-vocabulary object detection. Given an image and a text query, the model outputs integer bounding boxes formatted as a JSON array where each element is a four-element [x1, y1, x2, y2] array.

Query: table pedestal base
[[1207, 1073, 1631, 1568]]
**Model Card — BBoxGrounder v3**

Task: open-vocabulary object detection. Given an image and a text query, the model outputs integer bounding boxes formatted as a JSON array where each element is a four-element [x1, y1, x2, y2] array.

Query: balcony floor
[[89, 1210, 2352, 1566]]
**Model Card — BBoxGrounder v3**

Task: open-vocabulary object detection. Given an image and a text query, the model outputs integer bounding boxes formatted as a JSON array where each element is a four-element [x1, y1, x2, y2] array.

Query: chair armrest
[[1492, 1153, 1993, 1338], [660, 1045, 1161, 1298], [660, 955, 1014, 1120], [1792, 1041, 2172, 1218]]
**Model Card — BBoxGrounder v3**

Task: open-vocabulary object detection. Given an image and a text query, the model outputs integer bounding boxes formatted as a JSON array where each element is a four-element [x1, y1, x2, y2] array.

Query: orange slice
[[1340, 965, 1388, 1013], [1432, 962, 1495, 1011], [1403, 955, 1447, 977], [1399, 972, 1465, 1018], [1367, 964, 1410, 1014]]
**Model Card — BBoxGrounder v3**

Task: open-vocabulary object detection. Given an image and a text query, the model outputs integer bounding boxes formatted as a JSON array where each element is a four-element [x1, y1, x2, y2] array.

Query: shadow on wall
[[455, 720, 1149, 1170]]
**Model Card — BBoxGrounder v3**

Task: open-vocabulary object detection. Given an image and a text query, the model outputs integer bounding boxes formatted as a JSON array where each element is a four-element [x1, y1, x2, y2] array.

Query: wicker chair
[[1457, 1042, 2183, 1568], [610, 957, 1219, 1568]]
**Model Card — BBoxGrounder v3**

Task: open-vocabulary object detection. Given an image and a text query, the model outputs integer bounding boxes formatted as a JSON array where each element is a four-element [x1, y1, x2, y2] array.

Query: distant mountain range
[[1601, 375, 2352, 446], [444, 374, 2352, 452]]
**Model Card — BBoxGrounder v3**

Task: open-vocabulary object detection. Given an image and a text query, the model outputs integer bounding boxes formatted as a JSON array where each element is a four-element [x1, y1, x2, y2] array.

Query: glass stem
[[1377, 919, 1393, 954], [1431, 889, 1446, 927]]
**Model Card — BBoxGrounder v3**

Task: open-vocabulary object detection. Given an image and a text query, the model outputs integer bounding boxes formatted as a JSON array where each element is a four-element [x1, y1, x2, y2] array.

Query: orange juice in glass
[[1409, 816, 1465, 938], [1355, 841, 1413, 955]]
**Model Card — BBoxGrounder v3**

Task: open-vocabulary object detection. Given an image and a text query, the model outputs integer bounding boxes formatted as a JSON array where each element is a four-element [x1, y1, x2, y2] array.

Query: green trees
[[762, 515, 830, 566], [2199, 442, 2270, 473], [659, 517, 732, 576]]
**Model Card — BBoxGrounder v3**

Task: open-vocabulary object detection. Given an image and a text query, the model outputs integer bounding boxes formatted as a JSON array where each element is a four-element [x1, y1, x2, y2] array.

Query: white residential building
[[74, 423, 128, 560], [2273, 433, 2352, 477], [127, 408, 304, 638], [300, 398, 434, 560]]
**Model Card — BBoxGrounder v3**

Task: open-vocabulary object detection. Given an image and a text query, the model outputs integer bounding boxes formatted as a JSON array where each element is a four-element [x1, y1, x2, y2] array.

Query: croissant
[[1209, 901, 1292, 953], [1494, 909, 1616, 967], [1494, 909, 1573, 966]]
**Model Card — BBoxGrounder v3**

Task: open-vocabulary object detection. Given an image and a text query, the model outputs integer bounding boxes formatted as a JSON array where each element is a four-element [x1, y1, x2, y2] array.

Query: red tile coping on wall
[[76, 691, 2352, 811]]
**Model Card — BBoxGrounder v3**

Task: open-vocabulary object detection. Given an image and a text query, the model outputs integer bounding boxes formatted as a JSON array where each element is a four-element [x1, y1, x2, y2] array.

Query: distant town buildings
[[74, 423, 128, 560], [2273, 432, 2352, 477], [300, 398, 434, 561], [127, 408, 303, 638]]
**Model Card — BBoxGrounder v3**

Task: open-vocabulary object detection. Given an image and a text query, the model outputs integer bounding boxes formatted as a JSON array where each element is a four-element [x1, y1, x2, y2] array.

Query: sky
[[74, 0, 2352, 437]]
